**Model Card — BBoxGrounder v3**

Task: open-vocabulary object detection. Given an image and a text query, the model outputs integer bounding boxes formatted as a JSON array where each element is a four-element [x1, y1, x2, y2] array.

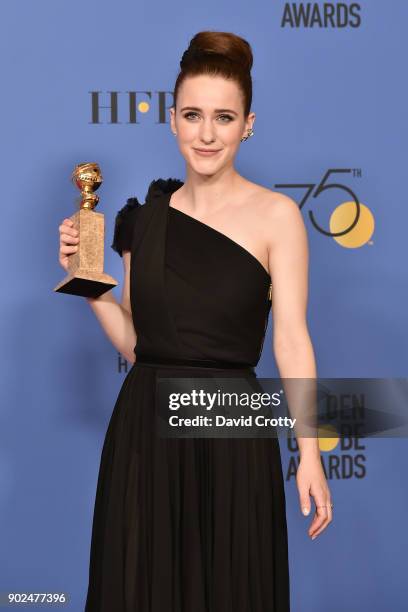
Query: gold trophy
[[54, 162, 118, 297]]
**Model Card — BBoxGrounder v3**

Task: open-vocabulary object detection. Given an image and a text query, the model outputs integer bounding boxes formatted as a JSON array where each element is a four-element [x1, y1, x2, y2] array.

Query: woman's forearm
[[274, 333, 320, 460], [85, 290, 137, 364]]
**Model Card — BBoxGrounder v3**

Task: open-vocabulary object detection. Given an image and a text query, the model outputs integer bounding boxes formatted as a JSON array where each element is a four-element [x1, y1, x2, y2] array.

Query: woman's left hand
[[296, 454, 333, 540]]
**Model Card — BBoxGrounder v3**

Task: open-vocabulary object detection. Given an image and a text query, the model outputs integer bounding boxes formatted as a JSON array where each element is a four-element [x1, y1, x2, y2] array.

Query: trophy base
[[54, 270, 118, 298]]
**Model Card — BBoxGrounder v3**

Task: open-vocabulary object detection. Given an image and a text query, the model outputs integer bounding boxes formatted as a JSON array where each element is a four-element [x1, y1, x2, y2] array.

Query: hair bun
[[180, 32, 253, 72], [180, 47, 200, 68], [180, 47, 229, 69], [175, 31, 254, 116]]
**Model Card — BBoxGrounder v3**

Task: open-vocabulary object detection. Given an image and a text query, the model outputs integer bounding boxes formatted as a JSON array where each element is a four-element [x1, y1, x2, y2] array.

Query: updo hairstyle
[[173, 31, 254, 117]]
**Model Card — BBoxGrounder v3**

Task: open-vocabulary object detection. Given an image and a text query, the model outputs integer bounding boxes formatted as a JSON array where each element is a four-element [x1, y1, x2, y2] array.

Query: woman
[[59, 30, 332, 612]]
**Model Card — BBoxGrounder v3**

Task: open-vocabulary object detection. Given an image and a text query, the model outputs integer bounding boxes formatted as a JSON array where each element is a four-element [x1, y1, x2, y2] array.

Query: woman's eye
[[183, 112, 233, 122]]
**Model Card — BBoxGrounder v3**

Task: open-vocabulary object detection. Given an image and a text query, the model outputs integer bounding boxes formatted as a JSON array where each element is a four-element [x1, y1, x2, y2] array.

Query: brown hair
[[172, 31, 253, 117]]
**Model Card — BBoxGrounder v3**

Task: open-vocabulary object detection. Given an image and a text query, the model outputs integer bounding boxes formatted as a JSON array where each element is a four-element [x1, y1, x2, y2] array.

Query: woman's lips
[[193, 148, 222, 157]]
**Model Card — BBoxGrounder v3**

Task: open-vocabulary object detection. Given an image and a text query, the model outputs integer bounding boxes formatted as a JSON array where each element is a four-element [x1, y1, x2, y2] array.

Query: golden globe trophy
[[53, 162, 118, 298]]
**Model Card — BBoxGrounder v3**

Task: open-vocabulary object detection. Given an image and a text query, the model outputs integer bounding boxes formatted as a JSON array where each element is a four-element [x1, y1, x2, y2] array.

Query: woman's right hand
[[59, 218, 79, 272]]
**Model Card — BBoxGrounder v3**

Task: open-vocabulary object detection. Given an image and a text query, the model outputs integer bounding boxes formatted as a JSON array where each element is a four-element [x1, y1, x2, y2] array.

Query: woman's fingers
[[311, 503, 333, 539], [58, 218, 79, 271], [60, 243, 79, 254], [309, 500, 333, 540], [309, 505, 328, 539], [296, 457, 333, 541], [59, 220, 79, 244], [60, 218, 74, 230], [299, 492, 311, 516], [59, 219, 79, 252], [60, 233, 79, 246]]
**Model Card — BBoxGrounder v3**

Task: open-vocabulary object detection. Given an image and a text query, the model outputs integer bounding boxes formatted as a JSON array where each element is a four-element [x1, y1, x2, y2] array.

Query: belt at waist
[[134, 352, 255, 375]]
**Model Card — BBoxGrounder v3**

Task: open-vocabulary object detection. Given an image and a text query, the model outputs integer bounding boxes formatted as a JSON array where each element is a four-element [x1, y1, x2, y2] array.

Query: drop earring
[[241, 127, 254, 142]]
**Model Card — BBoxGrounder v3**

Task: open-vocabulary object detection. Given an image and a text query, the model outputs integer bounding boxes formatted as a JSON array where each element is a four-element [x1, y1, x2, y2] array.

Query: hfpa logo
[[275, 169, 374, 248], [89, 91, 172, 125]]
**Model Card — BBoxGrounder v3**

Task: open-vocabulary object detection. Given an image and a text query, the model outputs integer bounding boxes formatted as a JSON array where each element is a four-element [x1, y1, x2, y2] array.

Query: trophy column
[[53, 162, 118, 298]]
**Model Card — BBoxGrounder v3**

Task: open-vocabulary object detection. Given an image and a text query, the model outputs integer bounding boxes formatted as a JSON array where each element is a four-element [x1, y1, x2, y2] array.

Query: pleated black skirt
[[85, 360, 290, 612]]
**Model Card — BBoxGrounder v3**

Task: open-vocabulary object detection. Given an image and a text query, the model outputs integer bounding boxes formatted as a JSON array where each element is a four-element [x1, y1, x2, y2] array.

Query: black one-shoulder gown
[[84, 178, 290, 611]]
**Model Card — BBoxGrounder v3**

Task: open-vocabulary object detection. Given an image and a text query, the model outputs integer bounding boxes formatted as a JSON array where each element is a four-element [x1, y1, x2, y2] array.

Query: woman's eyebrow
[[180, 106, 238, 116]]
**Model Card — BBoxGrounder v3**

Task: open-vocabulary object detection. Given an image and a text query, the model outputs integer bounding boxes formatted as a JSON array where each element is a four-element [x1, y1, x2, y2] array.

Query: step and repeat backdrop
[[1, 1, 407, 610]]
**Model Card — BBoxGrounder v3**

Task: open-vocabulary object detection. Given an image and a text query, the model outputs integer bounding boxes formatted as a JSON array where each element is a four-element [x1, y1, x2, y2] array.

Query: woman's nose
[[199, 120, 216, 143]]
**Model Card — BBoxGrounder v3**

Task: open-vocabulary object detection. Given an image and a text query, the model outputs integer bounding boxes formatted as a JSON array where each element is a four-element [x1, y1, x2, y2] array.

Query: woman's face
[[169, 74, 255, 177]]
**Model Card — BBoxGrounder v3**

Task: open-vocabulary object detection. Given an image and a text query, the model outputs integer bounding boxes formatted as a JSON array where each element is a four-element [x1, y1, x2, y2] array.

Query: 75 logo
[[275, 168, 374, 248]]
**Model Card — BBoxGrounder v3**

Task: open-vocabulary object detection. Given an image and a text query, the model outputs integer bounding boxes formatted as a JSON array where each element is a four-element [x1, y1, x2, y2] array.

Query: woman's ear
[[246, 110, 255, 132], [169, 106, 177, 135]]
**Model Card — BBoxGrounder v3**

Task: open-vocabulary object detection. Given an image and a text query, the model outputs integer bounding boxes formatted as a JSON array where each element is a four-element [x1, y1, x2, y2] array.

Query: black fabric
[[110, 178, 184, 257], [85, 178, 290, 612], [110, 197, 142, 257]]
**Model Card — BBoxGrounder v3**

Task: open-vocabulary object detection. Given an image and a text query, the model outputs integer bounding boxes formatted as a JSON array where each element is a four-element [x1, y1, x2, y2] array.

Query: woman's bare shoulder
[[240, 181, 305, 255], [244, 181, 297, 209], [241, 181, 301, 224]]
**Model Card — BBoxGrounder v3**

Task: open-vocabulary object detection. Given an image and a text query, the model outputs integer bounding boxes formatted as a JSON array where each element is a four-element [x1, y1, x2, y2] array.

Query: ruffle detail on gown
[[110, 178, 183, 256], [110, 196, 143, 256], [144, 177, 184, 203]]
